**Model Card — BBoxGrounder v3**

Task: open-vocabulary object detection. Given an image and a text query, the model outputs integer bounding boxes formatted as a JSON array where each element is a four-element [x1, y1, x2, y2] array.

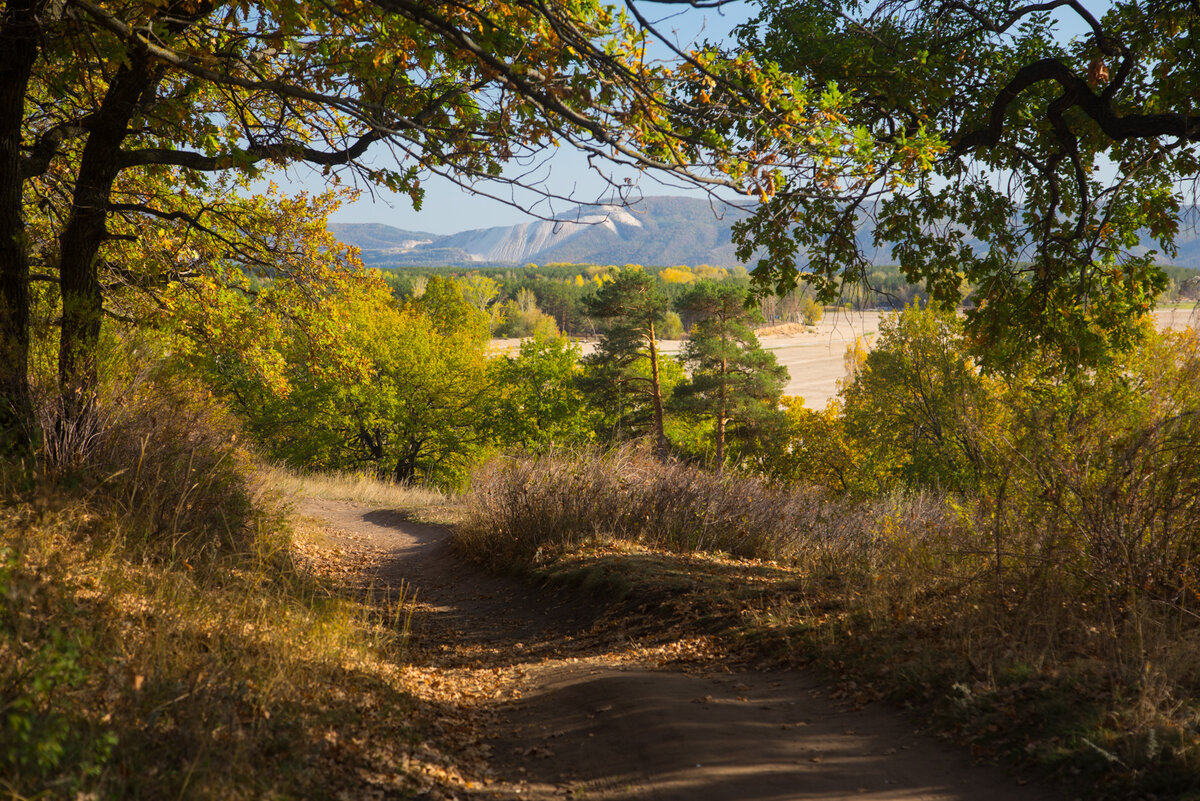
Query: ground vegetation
[[461, 304, 1200, 798]]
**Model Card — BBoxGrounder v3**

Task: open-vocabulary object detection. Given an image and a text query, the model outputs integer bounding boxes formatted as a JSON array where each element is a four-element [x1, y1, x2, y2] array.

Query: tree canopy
[[672, 280, 787, 471], [736, 0, 1199, 366], [581, 268, 671, 460]]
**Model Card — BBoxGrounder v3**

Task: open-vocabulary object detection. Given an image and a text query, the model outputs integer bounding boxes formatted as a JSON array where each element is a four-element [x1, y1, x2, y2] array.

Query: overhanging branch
[[954, 57, 1200, 155], [117, 132, 379, 170]]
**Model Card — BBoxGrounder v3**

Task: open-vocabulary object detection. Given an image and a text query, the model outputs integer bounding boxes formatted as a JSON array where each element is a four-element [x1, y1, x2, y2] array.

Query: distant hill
[[329, 222, 436, 252], [330, 197, 1200, 270], [1149, 212, 1200, 269], [330, 197, 749, 269]]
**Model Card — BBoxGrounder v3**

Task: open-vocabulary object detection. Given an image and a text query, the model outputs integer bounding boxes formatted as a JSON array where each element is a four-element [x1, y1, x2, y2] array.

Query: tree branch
[[117, 132, 380, 170], [21, 116, 95, 178], [954, 57, 1200, 155]]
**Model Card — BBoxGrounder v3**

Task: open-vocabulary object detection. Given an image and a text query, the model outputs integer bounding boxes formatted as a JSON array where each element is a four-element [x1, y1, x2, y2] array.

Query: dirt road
[[302, 499, 1064, 801]]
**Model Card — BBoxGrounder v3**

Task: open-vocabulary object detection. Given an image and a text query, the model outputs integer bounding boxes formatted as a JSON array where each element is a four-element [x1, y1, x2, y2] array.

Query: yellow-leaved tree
[[0, 0, 914, 454]]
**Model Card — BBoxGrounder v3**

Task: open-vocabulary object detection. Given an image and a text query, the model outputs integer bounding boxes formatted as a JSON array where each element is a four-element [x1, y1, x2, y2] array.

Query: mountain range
[[329, 196, 749, 269], [329, 196, 1200, 270]]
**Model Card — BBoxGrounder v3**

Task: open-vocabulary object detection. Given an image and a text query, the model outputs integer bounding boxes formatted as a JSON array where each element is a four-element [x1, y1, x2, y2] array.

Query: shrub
[[459, 443, 955, 573], [32, 355, 267, 559], [990, 326, 1200, 618], [798, 295, 823, 325]]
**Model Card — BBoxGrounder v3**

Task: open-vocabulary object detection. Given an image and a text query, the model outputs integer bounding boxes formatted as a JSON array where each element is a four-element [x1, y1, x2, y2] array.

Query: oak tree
[[191, 270, 496, 485], [0, 0, 902, 453], [490, 330, 592, 451], [736, 0, 1200, 366]]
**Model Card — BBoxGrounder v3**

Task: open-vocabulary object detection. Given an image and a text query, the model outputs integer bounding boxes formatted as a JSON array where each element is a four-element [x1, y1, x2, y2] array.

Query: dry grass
[[0, 374, 471, 799], [268, 466, 453, 510], [458, 443, 935, 567], [31, 372, 268, 558], [1, 484, 440, 799], [458, 446, 1200, 799]]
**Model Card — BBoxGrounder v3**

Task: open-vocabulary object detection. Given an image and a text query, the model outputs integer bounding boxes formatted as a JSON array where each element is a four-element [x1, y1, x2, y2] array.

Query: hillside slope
[[331, 196, 749, 268], [330, 198, 1200, 269]]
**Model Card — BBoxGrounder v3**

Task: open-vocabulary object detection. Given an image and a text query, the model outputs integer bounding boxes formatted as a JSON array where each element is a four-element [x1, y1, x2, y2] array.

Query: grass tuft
[[267, 466, 452, 510]]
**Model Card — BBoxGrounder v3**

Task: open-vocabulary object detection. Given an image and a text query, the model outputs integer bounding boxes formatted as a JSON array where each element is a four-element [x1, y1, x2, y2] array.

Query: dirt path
[[301, 499, 1065, 801]]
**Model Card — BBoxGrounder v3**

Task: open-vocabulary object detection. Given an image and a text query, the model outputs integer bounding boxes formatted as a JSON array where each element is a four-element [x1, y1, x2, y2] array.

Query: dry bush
[[32, 371, 270, 560], [460, 443, 963, 575], [966, 329, 1200, 670]]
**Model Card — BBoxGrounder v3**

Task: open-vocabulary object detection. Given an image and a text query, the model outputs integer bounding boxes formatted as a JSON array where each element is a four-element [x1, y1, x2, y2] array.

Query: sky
[[272, 0, 1109, 236], [282, 2, 757, 235]]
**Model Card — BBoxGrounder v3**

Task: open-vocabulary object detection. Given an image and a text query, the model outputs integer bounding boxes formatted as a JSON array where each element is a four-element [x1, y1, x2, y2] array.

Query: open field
[[497, 303, 1198, 410], [761, 305, 1197, 406], [494, 310, 885, 409], [750, 309, 885, 407]]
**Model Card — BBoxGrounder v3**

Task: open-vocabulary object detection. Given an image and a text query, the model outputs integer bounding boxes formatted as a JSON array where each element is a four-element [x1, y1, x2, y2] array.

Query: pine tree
[[673, 281, 788, 472], [580, 269, 669, 460]]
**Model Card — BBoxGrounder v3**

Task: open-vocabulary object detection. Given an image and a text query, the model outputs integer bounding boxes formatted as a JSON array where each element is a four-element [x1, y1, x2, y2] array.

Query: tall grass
[[32, 370, 267, 558], [459, 443, 959, 571], [267, 465, 450, 510]]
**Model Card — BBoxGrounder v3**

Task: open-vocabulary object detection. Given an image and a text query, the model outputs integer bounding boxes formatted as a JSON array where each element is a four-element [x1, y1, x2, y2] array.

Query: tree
[[490, 331, 591, 451], [672, 281, 788, 471], [580, 268, 670, 459], [410, 276, 489, 341], [839, 304, 994, 493], [1, 0, 901, 453], [162, 187, 375, 404], [736, 0, 1200, 366], [193, 272, 496, 485], [494, 287, 559, 338], [459, 274, 504, 332], [760, 396, 862, 492]]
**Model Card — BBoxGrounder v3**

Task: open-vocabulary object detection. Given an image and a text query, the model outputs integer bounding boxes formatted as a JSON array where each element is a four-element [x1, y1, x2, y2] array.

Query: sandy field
[[495, 304, 1198, 411]]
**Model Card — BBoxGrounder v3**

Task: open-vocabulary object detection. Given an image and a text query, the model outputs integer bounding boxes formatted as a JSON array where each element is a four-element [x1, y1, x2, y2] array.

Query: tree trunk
[[57, 55, 159, 414], [393, 438, 423, 484], [715, 354, 727, 473], [358, 424, 385, 462], [0, 0, 39, 452], [646, 318, 667, 462]]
